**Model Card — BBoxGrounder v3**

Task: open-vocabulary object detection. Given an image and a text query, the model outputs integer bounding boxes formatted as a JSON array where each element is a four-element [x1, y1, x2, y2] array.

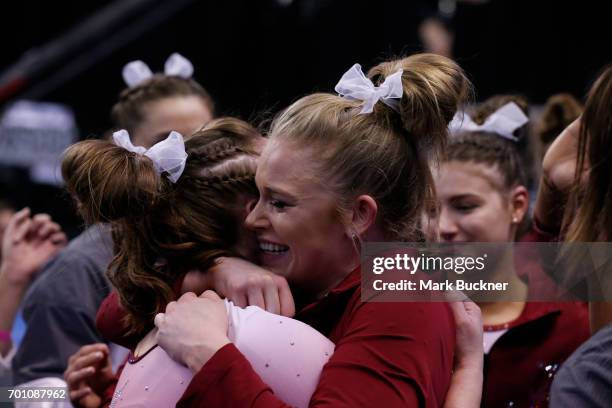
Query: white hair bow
[[122, 53, 194, 88], [112, 129, 188, 183], [335, 63, 403, 114], [448, 102, 529, 142]]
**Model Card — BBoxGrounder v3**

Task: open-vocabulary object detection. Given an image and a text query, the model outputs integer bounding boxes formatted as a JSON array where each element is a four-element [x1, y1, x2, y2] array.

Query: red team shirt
[[177, 268, 455, 407]]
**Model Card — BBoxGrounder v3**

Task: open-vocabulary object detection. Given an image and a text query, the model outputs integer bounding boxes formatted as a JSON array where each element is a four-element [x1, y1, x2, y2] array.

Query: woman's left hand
[[155, 291, 230, 373]]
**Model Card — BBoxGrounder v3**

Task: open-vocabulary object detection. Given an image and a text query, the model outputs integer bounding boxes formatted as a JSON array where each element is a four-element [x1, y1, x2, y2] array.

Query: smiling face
[[131, 95, 213, 148], [428, 161, 525, 243], [245, 139, 357, 297]]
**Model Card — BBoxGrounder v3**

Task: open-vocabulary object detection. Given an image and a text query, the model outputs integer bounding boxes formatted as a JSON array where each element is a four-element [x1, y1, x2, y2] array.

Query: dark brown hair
[[536, 93, 583, 149], [566, 65, 612, 242], [62, 117, 259, 333], [270, 53, 471, 240], [111, 75, 215, 133]]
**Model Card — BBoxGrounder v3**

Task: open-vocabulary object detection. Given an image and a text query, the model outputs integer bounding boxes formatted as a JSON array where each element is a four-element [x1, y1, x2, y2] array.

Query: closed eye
[[453, 202, 478, 212], [270, 199, 289, 209]]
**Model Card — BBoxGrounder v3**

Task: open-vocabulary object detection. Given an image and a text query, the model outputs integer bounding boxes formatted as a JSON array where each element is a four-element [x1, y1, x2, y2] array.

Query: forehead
[[132, 96, 213, 147], [257, 139, 322, 193], [143, 96, 211, 124], [144, 96, 211, 132], [436, 161, 506, 197]]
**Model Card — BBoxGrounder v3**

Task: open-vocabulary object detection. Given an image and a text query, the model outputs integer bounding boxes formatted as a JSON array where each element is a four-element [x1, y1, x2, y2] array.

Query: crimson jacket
[[176, 268, 455, 407], [483, 301, 589, 407], [483, 218, 590, 407]]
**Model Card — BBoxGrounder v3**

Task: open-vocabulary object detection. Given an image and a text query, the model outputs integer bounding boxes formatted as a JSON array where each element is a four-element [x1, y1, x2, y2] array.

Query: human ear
[[349, 195, 378, 237], [509, 185, 529, 224]]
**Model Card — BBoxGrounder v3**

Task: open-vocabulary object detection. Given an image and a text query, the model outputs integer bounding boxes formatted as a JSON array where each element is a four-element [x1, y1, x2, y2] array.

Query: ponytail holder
[[335, 63, 403, 114], [448, 102, 529, 142], [112, 129, 188, 183], [122, 52, 194, 88]]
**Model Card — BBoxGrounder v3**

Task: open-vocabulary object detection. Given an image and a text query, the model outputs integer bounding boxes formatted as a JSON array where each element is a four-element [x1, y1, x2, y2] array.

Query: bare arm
[[534, 118, 581, 230], [181, 257, 295, 317], [444, 301, 484, 408]]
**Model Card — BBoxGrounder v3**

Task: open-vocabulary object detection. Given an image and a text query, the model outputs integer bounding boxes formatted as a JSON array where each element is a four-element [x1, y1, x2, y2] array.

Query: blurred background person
[[535, 93, 583, 158], [0, 208, 66, 386]]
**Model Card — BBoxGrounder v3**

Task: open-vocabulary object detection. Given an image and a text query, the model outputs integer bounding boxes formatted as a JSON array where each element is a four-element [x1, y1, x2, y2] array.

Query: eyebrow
[[450, 193, 482, 200], [264, 186, 297, 199]]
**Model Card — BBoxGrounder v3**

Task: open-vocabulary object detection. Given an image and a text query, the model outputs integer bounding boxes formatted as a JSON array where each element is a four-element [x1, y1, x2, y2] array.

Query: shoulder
[[552, 324, 612, 406], [344, 290, 455, 340], [60, 224, 114, 265], [547, 302, 590, 344], [23, 225, 114, 310], [326, 295, 455, 407], [37, 224, 113, 278], [555, 302, 589, 322], [337, 294, 456, 365], [560, 323, 612, 367]]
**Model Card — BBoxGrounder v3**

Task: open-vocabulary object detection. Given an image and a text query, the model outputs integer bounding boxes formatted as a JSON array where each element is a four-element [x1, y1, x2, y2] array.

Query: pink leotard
[[111, 300, 334, 408]]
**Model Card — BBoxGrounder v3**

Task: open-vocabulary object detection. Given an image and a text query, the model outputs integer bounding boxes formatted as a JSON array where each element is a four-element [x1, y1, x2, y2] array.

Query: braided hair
[[62, 117, 261, 334]]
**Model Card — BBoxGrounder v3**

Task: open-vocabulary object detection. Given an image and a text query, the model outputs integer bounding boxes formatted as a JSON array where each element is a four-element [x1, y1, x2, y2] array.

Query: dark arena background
[[0, 0, 611, 235]]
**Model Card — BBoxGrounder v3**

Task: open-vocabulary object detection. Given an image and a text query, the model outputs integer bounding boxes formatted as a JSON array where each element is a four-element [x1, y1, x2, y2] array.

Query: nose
[[245, 198, 268, 231], [438, 208, 459, 242]]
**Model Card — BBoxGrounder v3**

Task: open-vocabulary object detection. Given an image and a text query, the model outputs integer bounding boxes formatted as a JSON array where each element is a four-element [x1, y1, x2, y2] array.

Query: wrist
[[184, 338, 231, 374], [0, 264, 32, 288], [181, 269, 212, 295], [455, 355, 484, 373], [210, 257, 229, 274], [207, 257, 231, 291]]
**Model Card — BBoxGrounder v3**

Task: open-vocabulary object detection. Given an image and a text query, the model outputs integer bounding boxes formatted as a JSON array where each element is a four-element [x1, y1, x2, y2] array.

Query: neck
[[297, 255, 359, 308], [317, 261, 357, 299], [477, 247, 528, 326]]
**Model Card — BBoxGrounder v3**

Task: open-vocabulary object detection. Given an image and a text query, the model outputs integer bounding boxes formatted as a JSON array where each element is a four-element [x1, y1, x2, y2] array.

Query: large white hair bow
[[448, 102, 529, 142], [112, 129, 188, 183], [335, 63, 403, 114], [122, 53, 194, 88]]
